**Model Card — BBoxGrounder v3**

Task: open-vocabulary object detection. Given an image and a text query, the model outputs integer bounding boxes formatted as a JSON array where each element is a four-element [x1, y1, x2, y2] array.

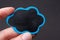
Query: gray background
[[0, 0, 60, 40]]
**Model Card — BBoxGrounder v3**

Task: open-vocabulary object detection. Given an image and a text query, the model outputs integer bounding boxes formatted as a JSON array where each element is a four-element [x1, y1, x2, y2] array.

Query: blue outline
[[6, 6, 46, 34]]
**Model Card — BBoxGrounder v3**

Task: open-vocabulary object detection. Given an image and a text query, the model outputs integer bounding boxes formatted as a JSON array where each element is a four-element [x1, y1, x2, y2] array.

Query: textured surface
[[0, 0, 60, 40]]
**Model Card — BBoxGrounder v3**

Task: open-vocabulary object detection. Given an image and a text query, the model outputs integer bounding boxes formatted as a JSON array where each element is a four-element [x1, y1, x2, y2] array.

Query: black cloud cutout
[[8, 8, 43, 32], [6, 6, 46, 35]]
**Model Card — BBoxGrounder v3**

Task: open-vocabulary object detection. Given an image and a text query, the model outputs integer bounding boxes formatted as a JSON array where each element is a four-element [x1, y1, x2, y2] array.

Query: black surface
[[8, 9, 43, 32], [0, 0, 60, 40]]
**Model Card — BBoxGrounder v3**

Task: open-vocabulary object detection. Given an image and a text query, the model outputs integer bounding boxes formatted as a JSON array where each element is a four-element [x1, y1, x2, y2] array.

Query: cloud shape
[[6, 6, 46, 34]]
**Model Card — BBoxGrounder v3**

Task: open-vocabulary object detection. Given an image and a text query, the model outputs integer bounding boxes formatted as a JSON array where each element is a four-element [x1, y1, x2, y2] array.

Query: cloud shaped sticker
[[6, 6, 46, 34]]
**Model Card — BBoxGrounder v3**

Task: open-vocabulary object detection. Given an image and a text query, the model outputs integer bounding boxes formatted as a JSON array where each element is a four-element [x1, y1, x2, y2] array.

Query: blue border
[[6, 6, 46, 34]]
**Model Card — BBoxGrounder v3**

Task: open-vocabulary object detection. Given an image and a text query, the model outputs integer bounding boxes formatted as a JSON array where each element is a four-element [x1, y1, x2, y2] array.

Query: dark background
[[0, 0, 60, 40]]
